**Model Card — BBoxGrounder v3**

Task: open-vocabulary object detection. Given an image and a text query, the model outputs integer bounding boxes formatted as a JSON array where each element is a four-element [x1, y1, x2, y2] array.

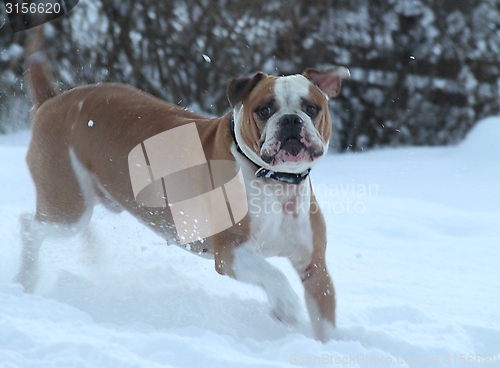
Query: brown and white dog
[[17, 31, 349, 341]]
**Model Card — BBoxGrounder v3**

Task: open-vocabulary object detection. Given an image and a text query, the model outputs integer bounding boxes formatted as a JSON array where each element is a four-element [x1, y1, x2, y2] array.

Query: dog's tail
[[24, 26, 57, 111]]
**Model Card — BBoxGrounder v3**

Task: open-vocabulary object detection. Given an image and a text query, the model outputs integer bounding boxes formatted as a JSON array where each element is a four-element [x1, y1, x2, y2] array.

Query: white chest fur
[[235, 148, 314, 271]]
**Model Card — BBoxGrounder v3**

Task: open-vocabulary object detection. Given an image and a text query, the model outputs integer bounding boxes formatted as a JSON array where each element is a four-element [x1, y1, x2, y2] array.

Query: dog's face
[[227, 67, 349, 174]]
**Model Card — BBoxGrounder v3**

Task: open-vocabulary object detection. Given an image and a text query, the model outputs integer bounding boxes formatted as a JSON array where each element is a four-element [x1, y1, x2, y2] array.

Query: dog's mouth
[[281, 138, 304, 156], [261, 138, 323, 165]]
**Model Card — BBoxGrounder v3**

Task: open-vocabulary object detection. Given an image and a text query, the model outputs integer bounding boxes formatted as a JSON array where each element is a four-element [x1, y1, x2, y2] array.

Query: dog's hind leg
[[16, 201, 93, 293], [15, 213, 45, 292], [16, 134, 94, 292]]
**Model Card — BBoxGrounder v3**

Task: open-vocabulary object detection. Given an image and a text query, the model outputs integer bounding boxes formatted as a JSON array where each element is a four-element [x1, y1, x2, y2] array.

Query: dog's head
[[227, 67, 349, 174]]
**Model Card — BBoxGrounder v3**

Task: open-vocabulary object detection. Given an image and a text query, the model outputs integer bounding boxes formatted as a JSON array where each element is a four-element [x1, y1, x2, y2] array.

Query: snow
[[0, 117, 499, 367], [0, 44, 23, 62], [202, 54, 212, 63]]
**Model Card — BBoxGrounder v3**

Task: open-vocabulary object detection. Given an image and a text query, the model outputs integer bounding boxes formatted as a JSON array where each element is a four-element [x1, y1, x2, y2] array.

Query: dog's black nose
[[279, 114, 303, 126], [279, 114, 303, 141]]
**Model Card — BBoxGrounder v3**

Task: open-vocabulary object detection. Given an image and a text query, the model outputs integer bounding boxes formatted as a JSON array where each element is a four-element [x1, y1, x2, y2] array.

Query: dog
[[17, 29, 349, 342]]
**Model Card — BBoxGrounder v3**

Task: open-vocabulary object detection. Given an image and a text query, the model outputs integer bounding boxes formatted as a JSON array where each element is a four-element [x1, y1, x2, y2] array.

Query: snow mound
[[460, 115, 500, 152]]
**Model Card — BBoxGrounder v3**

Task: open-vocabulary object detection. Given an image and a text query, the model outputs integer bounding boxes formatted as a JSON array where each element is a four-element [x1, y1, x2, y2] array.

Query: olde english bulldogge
[[17, 30, 349, 342]]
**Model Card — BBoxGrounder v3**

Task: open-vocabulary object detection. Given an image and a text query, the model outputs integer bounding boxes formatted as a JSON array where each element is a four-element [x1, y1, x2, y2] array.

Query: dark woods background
[[1, 0, 499, 151]]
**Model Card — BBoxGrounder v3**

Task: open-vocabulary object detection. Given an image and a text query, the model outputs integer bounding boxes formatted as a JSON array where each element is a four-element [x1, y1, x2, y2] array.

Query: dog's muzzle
[[262, 114, 323, 164]]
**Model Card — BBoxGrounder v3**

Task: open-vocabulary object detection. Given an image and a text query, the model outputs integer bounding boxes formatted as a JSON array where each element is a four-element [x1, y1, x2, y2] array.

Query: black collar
[[229, 115, 310, 185]]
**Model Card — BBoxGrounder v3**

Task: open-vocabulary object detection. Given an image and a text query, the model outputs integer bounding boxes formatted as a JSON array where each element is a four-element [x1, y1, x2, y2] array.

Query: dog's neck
[[228, 115, 311, 185]]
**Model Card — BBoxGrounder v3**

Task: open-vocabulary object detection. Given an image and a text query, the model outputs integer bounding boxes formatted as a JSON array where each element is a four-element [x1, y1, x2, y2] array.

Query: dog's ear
[[303, 66, 350, 98], [227, 72, 267, 107]]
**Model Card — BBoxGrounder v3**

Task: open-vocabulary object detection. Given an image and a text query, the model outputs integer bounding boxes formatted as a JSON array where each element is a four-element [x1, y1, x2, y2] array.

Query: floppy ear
[[303, 66, 350, 98], [227, 72, 267, 107]]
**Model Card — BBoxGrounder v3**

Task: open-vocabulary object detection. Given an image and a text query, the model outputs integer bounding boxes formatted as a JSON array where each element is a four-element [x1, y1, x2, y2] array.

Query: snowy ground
[[0, 117, 499, 367]]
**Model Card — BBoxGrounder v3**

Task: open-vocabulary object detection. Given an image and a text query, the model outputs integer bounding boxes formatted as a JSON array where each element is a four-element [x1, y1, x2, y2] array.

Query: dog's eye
[[305, 105, 319, 117], [258, 106, 272, 119]]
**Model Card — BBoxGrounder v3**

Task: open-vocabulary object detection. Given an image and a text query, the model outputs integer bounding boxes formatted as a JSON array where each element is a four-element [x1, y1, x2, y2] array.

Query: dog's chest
[[246, 177, 314, 269]]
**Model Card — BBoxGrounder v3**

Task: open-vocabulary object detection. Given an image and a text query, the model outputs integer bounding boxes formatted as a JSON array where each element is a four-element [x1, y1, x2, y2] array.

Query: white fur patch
[[274, 75, 311, 111]]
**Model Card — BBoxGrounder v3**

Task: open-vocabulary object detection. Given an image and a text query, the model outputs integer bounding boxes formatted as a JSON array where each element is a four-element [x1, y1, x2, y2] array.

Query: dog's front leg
[[214, 232, 300, 324], [299, 202, 336, 342], [301, 257, 336, 342], [234, 245, 301, 324]]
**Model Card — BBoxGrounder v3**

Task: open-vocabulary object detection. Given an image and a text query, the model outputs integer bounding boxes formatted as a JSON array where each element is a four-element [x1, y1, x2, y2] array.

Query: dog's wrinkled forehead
[[273, 75, 319, 110]]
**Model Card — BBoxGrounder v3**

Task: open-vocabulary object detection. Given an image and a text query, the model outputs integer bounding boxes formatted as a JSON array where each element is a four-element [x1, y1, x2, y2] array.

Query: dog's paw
[[315, 319, 336, 342], [268, 285, 301, 325]]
